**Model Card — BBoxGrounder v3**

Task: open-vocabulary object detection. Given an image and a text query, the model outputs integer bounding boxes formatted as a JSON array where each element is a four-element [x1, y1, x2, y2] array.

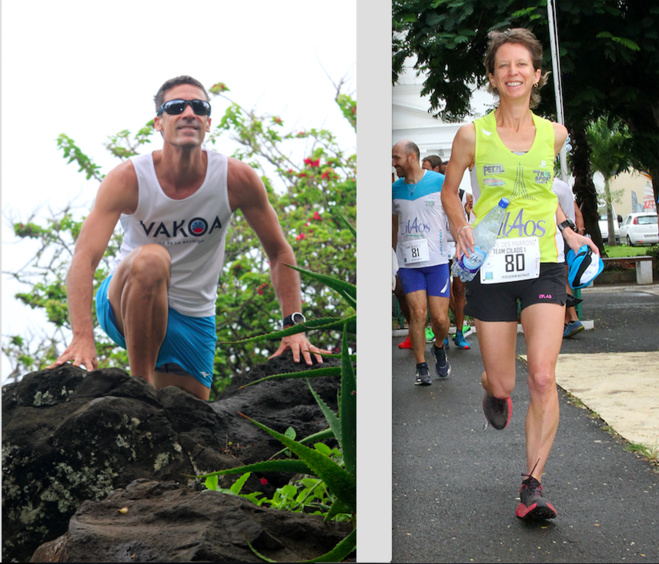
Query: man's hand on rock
[[269, 333, 329, 365]]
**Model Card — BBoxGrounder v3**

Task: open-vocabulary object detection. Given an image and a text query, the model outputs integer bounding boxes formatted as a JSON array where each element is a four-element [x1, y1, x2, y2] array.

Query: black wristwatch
[[282, 312, 306, 328], [558, 218, 576, 233]]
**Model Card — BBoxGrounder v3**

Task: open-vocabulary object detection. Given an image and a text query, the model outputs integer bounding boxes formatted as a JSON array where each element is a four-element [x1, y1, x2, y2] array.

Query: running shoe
[[453, 330, 471, 350], [482, 393, 512, 429], [563, 320, 584, 339], [516, 476, 557, 520], [443, 337, 449, 349], [425, 327, 435, 343], [431, 343, 451, 379], [462, 324, 473, 337], [415, 363, 432, 386], [398, 335, 412, 349]]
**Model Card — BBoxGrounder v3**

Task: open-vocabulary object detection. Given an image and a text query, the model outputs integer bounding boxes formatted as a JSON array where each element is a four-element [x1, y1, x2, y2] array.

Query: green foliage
[[3, 81, 355, 390], [588, 115, 633, 248], [587, 115, 632, 181], [56, 134, 104, 181], [193, 256, 356, 561], [203, 449, 352, 522]]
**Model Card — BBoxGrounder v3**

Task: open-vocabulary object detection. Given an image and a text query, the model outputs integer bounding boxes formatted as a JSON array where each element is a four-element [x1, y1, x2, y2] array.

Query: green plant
[[205, 445, 352, 522], [193, 218, 356, 562], [625, 442, 659, 464]]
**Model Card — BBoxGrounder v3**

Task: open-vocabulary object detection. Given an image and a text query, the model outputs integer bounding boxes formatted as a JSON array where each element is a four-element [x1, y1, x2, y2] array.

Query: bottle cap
[[498, 198, 510, 209]]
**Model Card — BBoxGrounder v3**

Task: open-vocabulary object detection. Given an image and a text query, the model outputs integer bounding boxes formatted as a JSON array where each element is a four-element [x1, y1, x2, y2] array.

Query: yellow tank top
[[473, 111, 559, 262]]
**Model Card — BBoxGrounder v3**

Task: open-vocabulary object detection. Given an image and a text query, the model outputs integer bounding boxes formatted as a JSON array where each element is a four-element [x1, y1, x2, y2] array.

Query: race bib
[[401, 238, 429, 264], [480, 237, 540, 284]]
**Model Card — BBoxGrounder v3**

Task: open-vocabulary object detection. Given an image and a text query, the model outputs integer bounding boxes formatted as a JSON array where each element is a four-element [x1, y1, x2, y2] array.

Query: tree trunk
[[569, 122, 606, 255], [604, 177, 617, 247]]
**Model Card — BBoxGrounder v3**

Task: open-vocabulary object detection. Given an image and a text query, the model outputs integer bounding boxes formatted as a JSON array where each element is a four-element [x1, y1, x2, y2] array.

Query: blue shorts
[[95, 275, 216, 388], [397, 264, 451, 298]]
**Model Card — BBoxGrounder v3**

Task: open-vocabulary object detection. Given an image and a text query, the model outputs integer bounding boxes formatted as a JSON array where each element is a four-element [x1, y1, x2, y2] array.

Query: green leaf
[[239, 366, 342, 389], [229, 471, 251, 494], [307, 380, 341, 447], [244, 527, 356, 563], [205, 475, 219, 491], [270, 428, 334, 459], [596, 32, 641, 51], [287, 265, 356, 306], [330, 209, 356, 238], [222, 316, 351, 345], [339, 323, 357, 477], [191, 458, 313, 480], [238, 412, 356, 511]]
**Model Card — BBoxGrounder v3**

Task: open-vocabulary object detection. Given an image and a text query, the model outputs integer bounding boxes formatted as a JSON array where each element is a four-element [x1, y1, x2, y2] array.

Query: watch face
[[292, 313, 305, 324]]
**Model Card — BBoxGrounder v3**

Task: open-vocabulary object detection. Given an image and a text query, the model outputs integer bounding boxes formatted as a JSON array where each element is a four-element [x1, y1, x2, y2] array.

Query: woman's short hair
[[483, 28, 548, 109]]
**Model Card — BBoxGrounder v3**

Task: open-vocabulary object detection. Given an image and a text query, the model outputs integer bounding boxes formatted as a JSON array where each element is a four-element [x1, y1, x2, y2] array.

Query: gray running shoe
[[482, 393, 512, 429], [431, 343, 451, 379], [415, 363, 432, 386], [516, 475, 557, 520]]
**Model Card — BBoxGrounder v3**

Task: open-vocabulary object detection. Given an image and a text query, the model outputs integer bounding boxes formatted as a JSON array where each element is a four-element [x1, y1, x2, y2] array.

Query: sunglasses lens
[[191, 100, 211, 115], [163, 100, 186, 115], [162, 99, 211, 116]]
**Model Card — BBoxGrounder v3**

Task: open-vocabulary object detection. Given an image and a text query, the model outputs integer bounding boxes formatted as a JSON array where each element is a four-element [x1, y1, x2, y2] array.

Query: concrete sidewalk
[[392, 283, 659, 563]]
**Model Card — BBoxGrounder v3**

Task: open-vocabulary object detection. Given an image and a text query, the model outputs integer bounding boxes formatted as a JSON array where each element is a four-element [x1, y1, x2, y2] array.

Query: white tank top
[[115, 151, 232, 317]]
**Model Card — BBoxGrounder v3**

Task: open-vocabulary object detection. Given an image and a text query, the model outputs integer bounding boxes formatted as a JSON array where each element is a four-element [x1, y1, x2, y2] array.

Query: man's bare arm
[[227, 158, 327, 364], [50, 161, 138, 370]]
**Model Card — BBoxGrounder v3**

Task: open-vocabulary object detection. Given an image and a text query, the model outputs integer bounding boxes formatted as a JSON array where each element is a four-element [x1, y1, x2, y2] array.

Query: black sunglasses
[[157, 99, 211, 117]]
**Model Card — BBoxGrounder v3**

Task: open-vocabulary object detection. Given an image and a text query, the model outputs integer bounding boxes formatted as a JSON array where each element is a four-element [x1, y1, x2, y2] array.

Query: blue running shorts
[[95, 275, 216, 388], [397, 263, 451, 298]]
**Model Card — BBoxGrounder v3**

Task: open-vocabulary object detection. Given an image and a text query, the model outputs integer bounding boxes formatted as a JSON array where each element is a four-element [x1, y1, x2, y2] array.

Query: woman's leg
[[520, 302, 564, 481], [475, 319, 518, 398]]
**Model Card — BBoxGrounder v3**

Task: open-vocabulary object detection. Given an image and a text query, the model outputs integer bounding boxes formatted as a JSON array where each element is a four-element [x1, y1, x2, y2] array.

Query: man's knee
[[125, 245, 171, 286], [408, 304, 427, 323]]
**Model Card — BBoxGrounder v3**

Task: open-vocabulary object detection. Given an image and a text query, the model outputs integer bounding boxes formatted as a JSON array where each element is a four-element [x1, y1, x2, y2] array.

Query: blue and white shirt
[[393, 170, 449, 268]]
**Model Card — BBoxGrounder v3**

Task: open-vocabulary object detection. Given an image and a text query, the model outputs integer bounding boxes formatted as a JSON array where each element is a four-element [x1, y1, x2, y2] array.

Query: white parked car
[[619, 212, 659, 246], [598, 206, 621, 244]]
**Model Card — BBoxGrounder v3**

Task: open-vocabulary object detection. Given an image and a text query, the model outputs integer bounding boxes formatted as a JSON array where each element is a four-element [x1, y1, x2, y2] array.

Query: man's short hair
[[154, 76, 210, 112], [422, 155, 443, 170]]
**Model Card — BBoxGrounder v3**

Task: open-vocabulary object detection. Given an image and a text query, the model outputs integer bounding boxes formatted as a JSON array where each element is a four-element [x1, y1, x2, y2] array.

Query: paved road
[[392, 284, 659, 563]]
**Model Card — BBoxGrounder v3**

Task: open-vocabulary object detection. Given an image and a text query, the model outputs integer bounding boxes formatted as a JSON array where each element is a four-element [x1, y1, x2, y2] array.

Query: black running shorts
[[464, 262, 567, 322]]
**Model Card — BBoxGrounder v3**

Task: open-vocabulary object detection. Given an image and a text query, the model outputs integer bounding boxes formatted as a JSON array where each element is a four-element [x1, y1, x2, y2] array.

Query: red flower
[[313, 211, 321, 220], [210, 82, 228, 94], [299, 172, 308, 178], [260, 477, 268, 486], [273, 117, 282, 125], [303, 158, 321, 167], [296, 233, 305, 241]]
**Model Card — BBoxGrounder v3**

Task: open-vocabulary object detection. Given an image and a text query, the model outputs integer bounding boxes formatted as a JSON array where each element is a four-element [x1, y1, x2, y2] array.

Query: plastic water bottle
[[451, 197, 510, 282]]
